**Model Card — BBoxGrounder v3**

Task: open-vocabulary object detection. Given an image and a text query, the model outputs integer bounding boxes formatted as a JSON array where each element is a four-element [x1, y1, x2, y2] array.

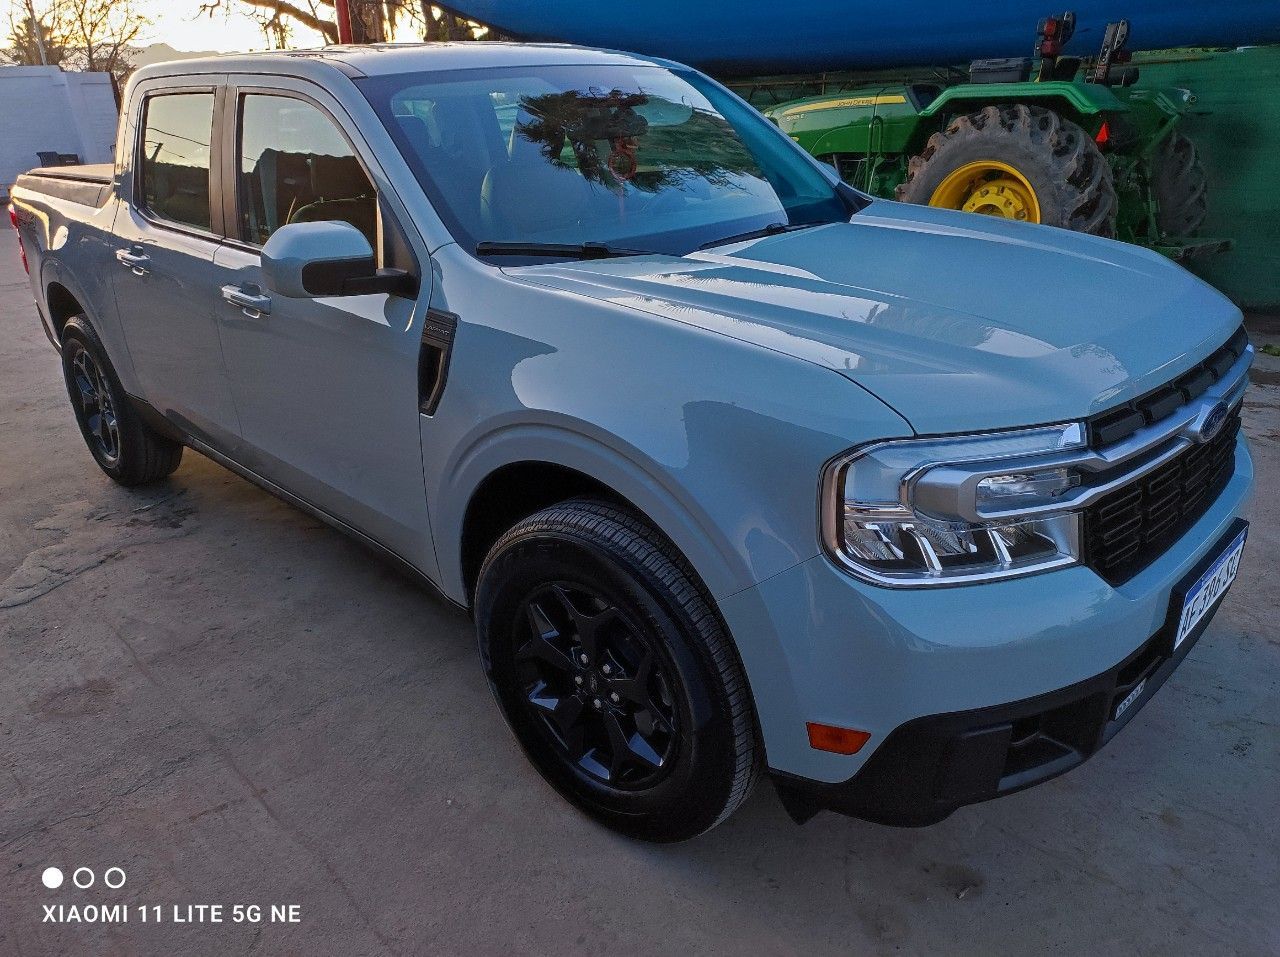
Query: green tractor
[[759, 14, 1227, 260]]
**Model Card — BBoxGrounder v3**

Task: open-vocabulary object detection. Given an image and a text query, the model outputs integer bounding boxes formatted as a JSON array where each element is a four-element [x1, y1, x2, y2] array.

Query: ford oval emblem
[[1194, 401, 1230, 444]]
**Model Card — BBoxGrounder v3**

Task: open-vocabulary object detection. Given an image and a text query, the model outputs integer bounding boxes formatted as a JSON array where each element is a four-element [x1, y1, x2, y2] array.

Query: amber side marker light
[[806, 722, 872, 755]]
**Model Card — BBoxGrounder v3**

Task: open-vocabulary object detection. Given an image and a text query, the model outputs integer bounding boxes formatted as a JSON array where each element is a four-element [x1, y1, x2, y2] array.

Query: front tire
[[475, 499, 759, 842], [898, 104, 1117, 237], [60, 315, 183, 486]]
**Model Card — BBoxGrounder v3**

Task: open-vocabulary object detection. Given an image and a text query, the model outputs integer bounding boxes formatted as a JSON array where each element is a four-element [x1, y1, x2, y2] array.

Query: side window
[[139, 92, 215, 231], [238, 94, 378, 251]]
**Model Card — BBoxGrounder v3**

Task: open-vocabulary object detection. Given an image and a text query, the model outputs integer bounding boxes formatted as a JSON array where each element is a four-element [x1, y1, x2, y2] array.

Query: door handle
[[221, 284, 272, 318], [115, 248, 151, 276]]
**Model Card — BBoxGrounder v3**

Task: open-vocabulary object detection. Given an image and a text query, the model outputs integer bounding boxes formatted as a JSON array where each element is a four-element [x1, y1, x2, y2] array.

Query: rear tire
[[60, 315, 183, 486], [1150, 130, 1209, 237], [898, 103, 1117, 237], [475, 499, 759, 842]]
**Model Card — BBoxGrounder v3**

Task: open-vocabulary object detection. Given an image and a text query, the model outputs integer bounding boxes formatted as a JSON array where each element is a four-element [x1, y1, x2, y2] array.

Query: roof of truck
[[130, 42, 683, 84]]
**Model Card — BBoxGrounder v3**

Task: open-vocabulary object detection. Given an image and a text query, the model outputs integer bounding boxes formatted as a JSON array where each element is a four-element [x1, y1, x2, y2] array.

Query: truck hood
[[509, 201, 1242, 434]]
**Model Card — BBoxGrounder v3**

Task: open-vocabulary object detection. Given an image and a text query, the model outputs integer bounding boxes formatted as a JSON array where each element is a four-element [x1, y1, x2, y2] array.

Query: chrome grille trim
[[910, 343, 1252, 525]]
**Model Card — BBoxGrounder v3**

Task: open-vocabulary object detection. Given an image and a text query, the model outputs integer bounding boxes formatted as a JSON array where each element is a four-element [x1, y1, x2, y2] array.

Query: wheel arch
[[919, 81, 1123, 121], [911, 86, 1119, 154], [40, 253, 100, 344], [38, 256, 141, 395], [458, 460, 629, 604], [435, 425, 752, 611], [44, 280, 84, 343]]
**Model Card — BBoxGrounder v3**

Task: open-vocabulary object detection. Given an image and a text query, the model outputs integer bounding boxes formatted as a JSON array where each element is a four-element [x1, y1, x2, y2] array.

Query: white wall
[[0, 66, 119, 198]]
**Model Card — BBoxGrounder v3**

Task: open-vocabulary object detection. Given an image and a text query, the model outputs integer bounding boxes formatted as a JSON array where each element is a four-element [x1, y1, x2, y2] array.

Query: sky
[[5, 0, 327, 54], [139, 0, 326, 52]]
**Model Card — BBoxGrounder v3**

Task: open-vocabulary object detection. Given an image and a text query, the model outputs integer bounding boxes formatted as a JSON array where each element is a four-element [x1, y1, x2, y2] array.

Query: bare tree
[[6, 0, 68, 67], [196, 0, 396, 45], [58, 0, 150, 81], [198, 0, 340, 45], [352, 1, 501, 43], [4, 0, 147, 82], [198, 0, 502, 46], [422, 3, 492, 41]]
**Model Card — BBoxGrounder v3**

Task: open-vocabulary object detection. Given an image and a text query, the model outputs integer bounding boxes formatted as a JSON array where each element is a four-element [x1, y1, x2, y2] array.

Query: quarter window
[[238, 94, 378, 250], [139, 92, 215, 231]]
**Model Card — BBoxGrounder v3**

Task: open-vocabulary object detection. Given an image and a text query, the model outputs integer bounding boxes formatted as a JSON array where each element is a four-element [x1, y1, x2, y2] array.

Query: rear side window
[[238, 94, 378, 250], [139, 92, 215, 231]]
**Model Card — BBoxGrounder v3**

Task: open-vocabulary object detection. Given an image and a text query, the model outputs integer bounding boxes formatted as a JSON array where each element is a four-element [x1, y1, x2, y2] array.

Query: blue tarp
[[447, 1, 1280, 74]]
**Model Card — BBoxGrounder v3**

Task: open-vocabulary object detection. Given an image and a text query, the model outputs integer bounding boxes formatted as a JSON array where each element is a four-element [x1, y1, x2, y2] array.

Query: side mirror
[[260, 221, 417, 299]]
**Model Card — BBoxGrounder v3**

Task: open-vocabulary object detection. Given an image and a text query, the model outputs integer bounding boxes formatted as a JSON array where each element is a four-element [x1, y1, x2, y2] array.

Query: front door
[[111, 84, 240, 448], [211, 84, 435, 569]]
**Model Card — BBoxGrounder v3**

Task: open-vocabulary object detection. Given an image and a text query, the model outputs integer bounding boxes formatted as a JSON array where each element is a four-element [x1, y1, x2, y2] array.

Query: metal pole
[[26, 0, 48, 64], [334, 0, 354, 44], [34, 18, 48, 65]]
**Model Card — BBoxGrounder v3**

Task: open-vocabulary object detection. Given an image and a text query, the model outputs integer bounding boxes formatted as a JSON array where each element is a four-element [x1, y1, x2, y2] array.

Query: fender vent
[[418, 308, 457, 416]]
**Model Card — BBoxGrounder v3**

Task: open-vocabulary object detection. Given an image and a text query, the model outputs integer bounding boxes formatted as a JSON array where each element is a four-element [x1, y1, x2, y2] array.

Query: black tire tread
[[1151, 130, 1209, 237], [62, 315, 183, 486], [480, 498, 760, 837], [897, 103, 1118, 237]]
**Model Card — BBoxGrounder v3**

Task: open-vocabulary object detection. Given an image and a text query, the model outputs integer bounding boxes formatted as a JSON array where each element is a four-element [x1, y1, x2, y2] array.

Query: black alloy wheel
[[69, 346, 121, 465], [477, 499, 759, 842], [59, 314, 184, 486], [515, 580, 680, 789]]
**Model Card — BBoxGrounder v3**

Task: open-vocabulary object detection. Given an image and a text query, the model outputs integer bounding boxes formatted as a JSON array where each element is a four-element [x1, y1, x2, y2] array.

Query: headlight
[[821, 423, 1086, 586]]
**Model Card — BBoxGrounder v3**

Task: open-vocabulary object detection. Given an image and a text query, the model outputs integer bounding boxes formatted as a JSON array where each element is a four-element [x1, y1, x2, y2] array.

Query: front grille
[[1084, 405, 1241, 584], [1087, 326, 1249, 448]]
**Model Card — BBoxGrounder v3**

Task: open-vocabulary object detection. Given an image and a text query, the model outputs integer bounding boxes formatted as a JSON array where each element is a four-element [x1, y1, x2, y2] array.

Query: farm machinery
[[756, 15, 1228, 259]]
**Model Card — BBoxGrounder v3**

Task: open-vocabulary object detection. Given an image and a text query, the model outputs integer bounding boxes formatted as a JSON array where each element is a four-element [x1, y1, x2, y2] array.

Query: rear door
[[111, 78, 240, 447], [211, 78, 436, 568]]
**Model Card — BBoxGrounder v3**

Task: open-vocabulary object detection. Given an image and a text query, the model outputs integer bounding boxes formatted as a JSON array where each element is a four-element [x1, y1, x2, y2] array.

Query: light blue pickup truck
[[9, 43, 1253, 841]]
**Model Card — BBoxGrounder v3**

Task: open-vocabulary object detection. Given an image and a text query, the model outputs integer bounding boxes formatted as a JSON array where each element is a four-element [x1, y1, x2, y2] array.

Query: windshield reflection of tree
[[514, 90, 762, 192]]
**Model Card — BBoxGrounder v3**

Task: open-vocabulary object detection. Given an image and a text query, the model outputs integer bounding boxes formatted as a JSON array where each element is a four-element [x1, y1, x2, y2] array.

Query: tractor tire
[[898, 104, 1117, 237], [1150, 130, 1208, 237]]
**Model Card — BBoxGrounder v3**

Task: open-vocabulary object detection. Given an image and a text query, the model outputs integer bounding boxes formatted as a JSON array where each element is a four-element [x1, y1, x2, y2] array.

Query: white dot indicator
[[42, 867, 64, 889]]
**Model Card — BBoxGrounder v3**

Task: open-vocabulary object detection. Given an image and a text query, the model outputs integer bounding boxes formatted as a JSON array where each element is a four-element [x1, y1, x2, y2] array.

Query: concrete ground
[[1, 226, 1277, 957]]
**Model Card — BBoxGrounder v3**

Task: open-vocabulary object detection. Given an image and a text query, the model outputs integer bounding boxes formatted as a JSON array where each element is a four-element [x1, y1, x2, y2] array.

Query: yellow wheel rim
[[928, 161, 1041, 223]]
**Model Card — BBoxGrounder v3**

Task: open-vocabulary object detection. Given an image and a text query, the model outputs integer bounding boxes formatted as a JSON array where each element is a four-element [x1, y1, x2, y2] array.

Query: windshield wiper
[[697, 221, 820, 251], [476, 241, 657, 260]]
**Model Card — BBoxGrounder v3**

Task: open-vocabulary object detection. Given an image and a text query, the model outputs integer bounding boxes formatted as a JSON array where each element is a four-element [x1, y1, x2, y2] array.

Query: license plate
[[1174, 527, 1247, 650]]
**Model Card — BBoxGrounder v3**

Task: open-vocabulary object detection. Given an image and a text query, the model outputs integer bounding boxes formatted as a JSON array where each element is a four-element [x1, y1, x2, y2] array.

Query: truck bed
[[14, 164, 114, 209]]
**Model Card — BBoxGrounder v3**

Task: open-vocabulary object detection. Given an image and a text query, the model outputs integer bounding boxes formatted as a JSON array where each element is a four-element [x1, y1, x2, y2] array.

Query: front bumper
[[716, 437, 1253, 822], [772, 519, 1246, 826]]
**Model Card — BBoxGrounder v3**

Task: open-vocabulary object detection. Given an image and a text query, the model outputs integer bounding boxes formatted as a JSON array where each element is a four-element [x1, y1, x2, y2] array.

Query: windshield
[[357, 64, 854, 262]]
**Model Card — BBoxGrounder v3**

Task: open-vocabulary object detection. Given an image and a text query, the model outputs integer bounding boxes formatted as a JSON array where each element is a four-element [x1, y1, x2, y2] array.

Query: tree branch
[[203, 0, 339, 43]]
